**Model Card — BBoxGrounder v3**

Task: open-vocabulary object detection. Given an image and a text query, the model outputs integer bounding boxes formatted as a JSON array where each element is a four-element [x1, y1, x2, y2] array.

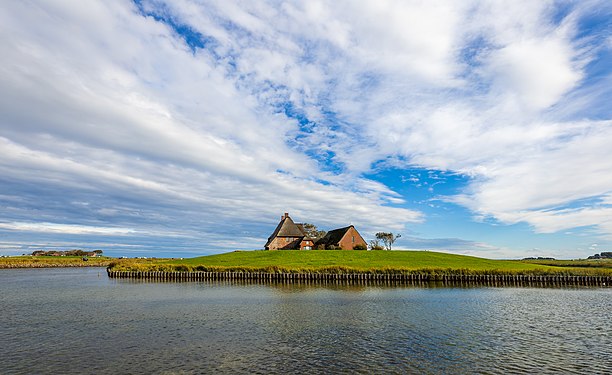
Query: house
[[315, 225, 367, 250], [264, 213, 367, 250], [264, 213, 314, 250]]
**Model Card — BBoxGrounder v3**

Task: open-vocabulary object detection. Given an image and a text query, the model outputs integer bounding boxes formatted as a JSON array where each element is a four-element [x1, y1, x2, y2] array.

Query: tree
[[375, 232, 401, 251], [369, 239, 384, 250], [301, 223, 326, 239], [93, 250, 103, 255]]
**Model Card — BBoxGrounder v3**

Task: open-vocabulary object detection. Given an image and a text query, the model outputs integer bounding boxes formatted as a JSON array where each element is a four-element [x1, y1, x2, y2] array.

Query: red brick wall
[[267, 236, 301, 250], [337, 227, 367, 250]]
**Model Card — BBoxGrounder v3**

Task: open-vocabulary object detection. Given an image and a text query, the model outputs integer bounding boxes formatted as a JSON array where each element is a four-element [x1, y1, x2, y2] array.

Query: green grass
[[107, 250, 612, 276], [522, 258, 612, 268], [165, 250, 542, 270], [0, 256, 114, 268]]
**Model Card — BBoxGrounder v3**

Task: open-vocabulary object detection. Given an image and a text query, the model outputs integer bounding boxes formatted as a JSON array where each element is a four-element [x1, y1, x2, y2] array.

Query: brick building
[[264, 213, 367, 250], [314, 225, 367, 250]]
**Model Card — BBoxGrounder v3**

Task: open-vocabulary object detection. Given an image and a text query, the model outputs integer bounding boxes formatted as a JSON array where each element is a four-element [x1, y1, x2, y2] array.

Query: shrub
[[175, 264, 191, 272], [369, 239, 384, 250], [353, 244, 367, 250]]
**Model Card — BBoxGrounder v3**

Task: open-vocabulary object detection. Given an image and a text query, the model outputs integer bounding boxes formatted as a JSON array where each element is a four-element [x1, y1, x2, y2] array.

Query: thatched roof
[[265, 214, 305, 248], [315, 225, 353, 247]]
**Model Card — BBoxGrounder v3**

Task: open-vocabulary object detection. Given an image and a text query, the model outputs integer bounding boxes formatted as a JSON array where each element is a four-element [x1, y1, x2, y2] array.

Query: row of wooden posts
[[107, 270, 610, 287]]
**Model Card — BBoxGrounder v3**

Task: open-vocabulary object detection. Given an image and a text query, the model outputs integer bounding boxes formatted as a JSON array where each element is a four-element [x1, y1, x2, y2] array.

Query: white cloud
[[510, 206, 612, 240], [452, 122, 612, 238], [332, 1, 468, 84], [0, 222, 137, 235], [483, 36, 583, 110]]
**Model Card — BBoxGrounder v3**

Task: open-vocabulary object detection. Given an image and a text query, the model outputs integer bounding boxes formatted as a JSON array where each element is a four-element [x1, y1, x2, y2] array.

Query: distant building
[[264, 213, 367, 250]]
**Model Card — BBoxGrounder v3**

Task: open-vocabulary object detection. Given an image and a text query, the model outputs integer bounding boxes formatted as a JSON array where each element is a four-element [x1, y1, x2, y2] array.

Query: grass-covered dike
[[107, 250, 612, 276]]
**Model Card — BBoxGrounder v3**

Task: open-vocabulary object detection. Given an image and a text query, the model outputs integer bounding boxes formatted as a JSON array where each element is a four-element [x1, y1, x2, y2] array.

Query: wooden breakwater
[[107, 270, 611, 287]]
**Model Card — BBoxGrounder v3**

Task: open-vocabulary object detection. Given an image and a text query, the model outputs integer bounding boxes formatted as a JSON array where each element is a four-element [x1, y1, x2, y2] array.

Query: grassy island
[[107, 250, 612, 276]]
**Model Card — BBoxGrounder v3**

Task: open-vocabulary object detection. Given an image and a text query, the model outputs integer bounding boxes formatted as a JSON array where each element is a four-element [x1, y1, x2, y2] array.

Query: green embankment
[[0, 256, 114, 269], [522, 259, 612, 268], [107, 250, 612, 276]]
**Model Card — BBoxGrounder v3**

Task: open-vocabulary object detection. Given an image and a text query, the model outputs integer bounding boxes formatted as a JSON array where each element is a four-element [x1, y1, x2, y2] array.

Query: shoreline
[[0, 263, 111, 269], [0, 256, 113, 269]]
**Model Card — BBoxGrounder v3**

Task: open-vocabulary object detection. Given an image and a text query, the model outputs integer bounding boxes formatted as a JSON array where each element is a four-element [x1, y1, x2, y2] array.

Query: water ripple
[[0, 269, 610, 374]]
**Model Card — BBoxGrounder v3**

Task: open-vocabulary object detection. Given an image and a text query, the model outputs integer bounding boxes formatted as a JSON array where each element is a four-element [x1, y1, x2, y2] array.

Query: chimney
[[284, 212, 289, 219]]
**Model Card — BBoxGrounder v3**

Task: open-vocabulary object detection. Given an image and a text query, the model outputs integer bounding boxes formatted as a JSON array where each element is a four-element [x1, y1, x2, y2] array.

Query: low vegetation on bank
[[107, 250, 612, 276], [0, 256, 115, 269], [522, 258, 612, 269]]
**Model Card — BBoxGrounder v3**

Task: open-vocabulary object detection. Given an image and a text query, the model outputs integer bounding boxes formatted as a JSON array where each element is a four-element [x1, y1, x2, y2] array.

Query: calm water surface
[[1, 268, 610, 374]]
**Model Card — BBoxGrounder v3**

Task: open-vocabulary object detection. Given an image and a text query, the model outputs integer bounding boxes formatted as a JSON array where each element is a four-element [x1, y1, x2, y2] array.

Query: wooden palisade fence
[[107, 270, 610, 287]]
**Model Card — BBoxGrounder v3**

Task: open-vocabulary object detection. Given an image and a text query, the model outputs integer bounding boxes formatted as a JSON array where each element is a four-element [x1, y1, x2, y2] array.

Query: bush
[[369, 239, 384, 250], [353, 244, 367, 250], [175, 264, 191, 272]]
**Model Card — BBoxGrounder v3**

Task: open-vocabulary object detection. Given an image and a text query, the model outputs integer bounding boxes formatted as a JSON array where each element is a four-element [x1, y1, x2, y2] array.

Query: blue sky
[[1, 1, 611, 258]]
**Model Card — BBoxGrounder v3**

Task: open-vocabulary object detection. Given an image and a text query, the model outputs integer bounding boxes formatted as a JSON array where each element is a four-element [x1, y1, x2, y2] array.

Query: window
[[352, 236, 355, 243]]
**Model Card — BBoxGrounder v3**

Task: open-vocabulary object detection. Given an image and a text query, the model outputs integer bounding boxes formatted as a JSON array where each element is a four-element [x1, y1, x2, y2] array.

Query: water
[[1, 268, 610, 374]]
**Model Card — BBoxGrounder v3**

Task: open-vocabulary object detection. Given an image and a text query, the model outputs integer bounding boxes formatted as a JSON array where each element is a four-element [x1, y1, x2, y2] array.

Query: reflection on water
[[1, 268, 610, 374]]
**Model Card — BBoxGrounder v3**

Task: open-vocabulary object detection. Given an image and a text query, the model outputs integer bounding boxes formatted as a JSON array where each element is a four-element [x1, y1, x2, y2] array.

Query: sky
[[1, 1, 611, 259]]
